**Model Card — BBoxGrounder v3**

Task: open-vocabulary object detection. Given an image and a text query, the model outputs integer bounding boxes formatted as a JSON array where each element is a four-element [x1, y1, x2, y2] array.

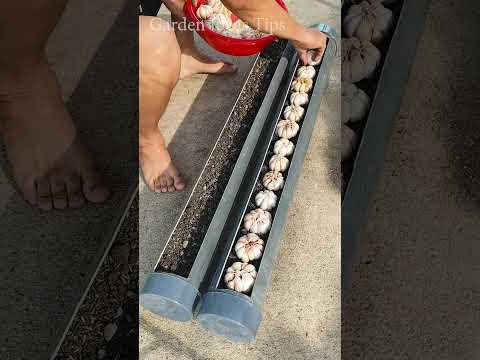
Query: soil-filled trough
[[140, 41, 291, 321], [196, 24, 337, 342], [341, 0, 431, 286]]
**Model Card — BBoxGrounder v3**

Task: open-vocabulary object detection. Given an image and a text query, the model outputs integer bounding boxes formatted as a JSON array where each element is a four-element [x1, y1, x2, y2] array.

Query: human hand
[[291, 28, 327, 65]]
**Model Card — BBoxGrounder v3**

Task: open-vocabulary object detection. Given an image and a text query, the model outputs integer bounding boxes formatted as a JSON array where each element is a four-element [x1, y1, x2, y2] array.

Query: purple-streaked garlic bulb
[[224, 262, 257, 293], [342, 81, 371, 124], [343, 0, 393, 44], [296, 65, 316, 79], [273, 138, 295, 157], [276, 119, 300, 139], [290, 91, 309, 106], [235, 233, 265, 263], [342, 37, 380, 83], [196, 4, 214, 20], [269, 154, 289, 172], [243, 208, 272, 235], [292, 78, 313, 93], [283, 105, 304, 122], [262, 171, 284, 191], [255, 190, 278, 211], [342, 124, 359, 161]]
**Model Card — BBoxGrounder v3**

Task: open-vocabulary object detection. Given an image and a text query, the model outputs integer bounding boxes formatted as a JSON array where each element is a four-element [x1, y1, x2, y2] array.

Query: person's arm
[[219, 0, 327, 64]]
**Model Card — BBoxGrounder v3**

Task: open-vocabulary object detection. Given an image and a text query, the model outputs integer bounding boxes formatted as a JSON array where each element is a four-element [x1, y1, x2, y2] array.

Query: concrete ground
[[343, 0, 480, 359], [0, 2, 137, 359], [139, 1, 341, 359]]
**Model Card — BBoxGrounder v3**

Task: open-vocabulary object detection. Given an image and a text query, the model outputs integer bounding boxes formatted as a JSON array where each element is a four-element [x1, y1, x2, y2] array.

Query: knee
[[139, 16, 181, 88]]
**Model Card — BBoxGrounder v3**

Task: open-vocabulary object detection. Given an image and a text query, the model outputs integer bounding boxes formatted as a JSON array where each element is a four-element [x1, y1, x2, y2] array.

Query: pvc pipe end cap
[[140, 272, 200, 322], [197, 290, 262, 343]]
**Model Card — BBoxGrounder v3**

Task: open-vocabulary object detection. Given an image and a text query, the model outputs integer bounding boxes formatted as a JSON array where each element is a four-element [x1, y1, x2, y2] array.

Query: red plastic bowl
[[183, 0, 288, 56]]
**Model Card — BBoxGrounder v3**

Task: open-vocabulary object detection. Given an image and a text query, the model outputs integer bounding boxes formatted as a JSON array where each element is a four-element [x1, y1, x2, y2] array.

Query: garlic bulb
[[343, 0, 393, 44], [342, 37, 380, 83], [262, 171, 284, 191], [196, 4, 214, 20], [234, 233, 265, 263], [342, 124, 359, 161], [205, 13, 232, 33], [290, 91, 309, 106], [283, 105, 304, 122], [269, 154, 289, 172], [342, 81, 370, 124], [292, 78, 313, 93], [276, 119, 300, 139], [243, 208, 272, 235], [207, 0, 224, 13], [296, 65, 316, 79], [273, 138, 295, 157], [224, 262, 257, 293], [255, 190, 278, 211]]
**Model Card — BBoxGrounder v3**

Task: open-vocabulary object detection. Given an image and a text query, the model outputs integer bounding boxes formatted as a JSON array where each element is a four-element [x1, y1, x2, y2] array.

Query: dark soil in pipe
[[157, 40, 286, 278], [341, 0, 405, 189]]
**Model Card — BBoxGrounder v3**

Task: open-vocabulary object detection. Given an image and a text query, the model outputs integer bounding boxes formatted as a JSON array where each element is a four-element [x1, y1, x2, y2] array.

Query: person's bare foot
[[179, 46, 238, 79], [0, 60, 109, 210], [139, 129, 186, 193]]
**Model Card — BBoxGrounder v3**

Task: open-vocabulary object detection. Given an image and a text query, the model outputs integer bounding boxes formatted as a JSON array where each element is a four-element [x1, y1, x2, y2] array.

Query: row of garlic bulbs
[[341, 0, 396, 194], [224, 65, 317, 293], [196, 0, 266, 39]]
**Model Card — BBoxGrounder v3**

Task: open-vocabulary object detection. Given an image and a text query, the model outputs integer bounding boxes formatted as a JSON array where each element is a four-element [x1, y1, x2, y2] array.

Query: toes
[[153, 178, 162, 193], [159, 176, 168, 193], [36, 178, 52, 211], [205, 62, 237, 75], [66, 175, 85, 208], [82, 168, 109, 204], [18, 178, 37, 206], [173, 174, 186, 191], [50, 178, 68, 209], [166, 177, 175, 193]]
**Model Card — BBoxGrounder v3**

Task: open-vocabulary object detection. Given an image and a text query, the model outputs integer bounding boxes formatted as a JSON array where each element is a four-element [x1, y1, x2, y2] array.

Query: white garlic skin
[[290, 91, 309, 106], [255, 190, 278, 211], [224, 262, 257, 293], [342, 81, 371, 124], [205, 13, 232, 33], [262, 171, 284, 191], [269, 154, 289, 172], [283, 105, 304, 122], [276, 119, 300, 139], [342, 37, 381, 83], [343, 1, 394, 44], [196, 4, 214, 20], [235, 233, 265, 263], [342, 124, 359, 161], [296, 65, 316, 79], [273, 138, 295, 157], [208, 0, 224, 13], [243, 208, 272, 235], [292, 78, 313, 93]]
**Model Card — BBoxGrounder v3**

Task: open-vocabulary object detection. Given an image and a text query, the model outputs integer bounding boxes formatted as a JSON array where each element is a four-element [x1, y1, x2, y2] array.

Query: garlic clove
[[296, 65, 316, 79], [262, 171, 284, 191], [196, 4, 214, 20], [269, 154, 289, 172], [235, 233, 265, 262], [291, 78, 313, 93], [255, 190, 278, 211], [276, 119, 300, 139], [243, 208, 272, 235], [273, 138, 295, 157], [342, 124, 358, 161], [342, 81, 371, 124], [290, 91, 309, 106], [283, 105, 304, 122], [224, 262, 257, 293], [341, 37, 380, 83]]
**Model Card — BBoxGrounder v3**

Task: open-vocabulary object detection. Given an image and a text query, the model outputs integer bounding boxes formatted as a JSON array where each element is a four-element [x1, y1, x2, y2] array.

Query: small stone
[[180, 251, 184, 256], [97, 349, 106, 359], [114, 307, 123, 318], [182, 241, 188, 248], [103, 323, 117, 342]]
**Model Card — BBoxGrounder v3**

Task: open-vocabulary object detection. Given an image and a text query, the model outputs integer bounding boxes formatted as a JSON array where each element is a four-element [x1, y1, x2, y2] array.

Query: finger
[[18, 177, 37, 206], [50, 177, 68, 209], [36, 178, 53, 211], [66, 174, 85, 208], [298, 50, 309, 65]]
